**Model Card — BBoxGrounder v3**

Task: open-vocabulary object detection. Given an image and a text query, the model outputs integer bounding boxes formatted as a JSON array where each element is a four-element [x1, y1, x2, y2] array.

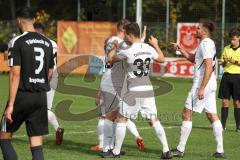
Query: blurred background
[[0, 0, 239, 76]]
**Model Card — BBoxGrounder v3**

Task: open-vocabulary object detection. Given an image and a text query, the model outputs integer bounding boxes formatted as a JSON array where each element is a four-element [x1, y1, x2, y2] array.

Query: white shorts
[[47, 88, 55, 110], [98, 86, 122, 116], [185, 86, 217, 113], [119, 97, 157, 120]]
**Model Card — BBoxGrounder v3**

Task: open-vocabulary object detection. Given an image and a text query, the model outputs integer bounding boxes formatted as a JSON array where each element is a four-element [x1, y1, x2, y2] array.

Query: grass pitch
[[0, 74, 239, 160]]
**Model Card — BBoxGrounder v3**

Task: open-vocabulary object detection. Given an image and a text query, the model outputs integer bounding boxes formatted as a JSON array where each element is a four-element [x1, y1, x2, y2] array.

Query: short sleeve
[[8, 40, 21, 67], [201, 41, 215, 59]]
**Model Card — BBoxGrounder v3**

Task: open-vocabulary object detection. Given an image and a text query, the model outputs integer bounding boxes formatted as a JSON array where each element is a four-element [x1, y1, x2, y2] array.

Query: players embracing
[[102, 22, 172, 159]]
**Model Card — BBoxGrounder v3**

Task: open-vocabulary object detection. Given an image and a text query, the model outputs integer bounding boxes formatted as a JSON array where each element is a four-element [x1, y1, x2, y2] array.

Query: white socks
[[97, 119, 105, 148], [152, 121, 170, 153], [212, 120, 224, 153], [177, 121, 192, 152], [48, 110, 60, 131], [126, 119, 140, 139], [103, 119, 114, 152], [112, 123, 126, 155]]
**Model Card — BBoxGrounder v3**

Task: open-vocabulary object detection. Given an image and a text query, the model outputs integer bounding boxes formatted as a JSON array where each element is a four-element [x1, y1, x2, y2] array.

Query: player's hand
[[171, 42, 182, 51], [111, 40, 119, 50], [198, 88, 204, 100], [4, 104, 14, 124], [148, 36, 158, 47]]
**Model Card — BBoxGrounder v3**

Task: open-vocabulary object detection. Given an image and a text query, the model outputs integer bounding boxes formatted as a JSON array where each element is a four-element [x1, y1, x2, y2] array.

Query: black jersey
[[8, 32, 54, 92]]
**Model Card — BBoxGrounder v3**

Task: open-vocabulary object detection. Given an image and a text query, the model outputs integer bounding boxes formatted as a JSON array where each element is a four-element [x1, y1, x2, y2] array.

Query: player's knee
[[148, 118, 158, 126], [222, 99, 229, 107], [233, 100, 240, 108], [182, 108, 191, 121], [0, 132, 12, 140], [206, 113, 218, 123]]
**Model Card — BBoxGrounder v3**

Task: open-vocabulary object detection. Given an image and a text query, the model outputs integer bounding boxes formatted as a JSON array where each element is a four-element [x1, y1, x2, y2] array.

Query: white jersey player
[[92, 20, 145, 152], [34, 23, 64, 145], [171, 21, 224, 158], [102, 22, 172, 159]]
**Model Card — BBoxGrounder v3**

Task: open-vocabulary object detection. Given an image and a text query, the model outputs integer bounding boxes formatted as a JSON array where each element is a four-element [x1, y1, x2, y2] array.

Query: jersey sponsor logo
[[29, 77, 46, 84]]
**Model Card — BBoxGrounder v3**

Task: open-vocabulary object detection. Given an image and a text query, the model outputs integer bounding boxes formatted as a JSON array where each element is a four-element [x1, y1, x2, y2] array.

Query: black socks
[[0, 139, 18, 160]]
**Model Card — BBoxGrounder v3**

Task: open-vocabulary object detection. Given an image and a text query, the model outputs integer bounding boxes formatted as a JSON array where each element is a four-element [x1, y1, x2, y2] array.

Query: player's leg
[[221, 99, 229, 130], [26, 92, 49, 160], [100, 99, 139, 158], [232, 74, 240, 132], [29, 136, 44, 160], [0, 94, 27, 160], [0, 132, 17, 160], [205, 91, 224, 158], [171, 107, 192, 157], [47, 89, 64, 145], [206, 113, 224, 158], [233, 100, 240, 132], [90, 116, 105, 151], [111, 113, 127, 156], [218, 73, 231, 130], [126, 119, 144, 151], [90, 91, 105, 151], [102, 111, 118, 153], [140, 97, 172, 159]]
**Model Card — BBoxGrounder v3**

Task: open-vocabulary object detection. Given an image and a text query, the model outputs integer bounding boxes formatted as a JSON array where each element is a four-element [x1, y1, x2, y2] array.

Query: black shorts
[[218, 73, 240, 100], [0, 91, 48, 137]]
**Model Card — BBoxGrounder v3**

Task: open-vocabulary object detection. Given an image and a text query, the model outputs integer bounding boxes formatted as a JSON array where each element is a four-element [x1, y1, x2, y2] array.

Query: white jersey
[[193, 38, 217, 88], [100, 36, 127, 90], [118, 42, 159, 92]]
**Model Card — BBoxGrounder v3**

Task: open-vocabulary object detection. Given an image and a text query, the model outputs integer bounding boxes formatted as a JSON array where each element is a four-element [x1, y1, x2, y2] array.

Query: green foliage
[[35, 10, 57, 41], [0, 21, 13, 44]]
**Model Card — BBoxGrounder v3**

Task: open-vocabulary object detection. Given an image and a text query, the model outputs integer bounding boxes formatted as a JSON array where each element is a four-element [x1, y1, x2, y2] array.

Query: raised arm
[[172, 43, 195, 62], [148, 36, 164, 63]]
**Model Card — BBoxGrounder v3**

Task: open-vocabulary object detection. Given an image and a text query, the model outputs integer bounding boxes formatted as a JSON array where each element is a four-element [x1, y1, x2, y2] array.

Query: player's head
[[229, 28, 240, 47], [116, 19, 130, 38], [124, 22, 140, 42], [197, 20, 215, 38], [34, 23, 44, 34], [15, 6, 35, 33]]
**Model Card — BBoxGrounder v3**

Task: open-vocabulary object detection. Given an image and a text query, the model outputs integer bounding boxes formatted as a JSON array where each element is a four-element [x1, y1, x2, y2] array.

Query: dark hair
[[117, 19, 130, 31], [200, 20, 215, 34], [229, 28, 240, 38], [124, 22, 140, 38], [34, 23, 44, 31], [15, 6, 35, 19]]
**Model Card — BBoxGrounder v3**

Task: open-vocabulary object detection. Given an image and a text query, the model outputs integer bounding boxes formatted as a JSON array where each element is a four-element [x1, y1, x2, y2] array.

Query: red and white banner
[[177, 23, 199, 55], [151, 58, 195, 78]]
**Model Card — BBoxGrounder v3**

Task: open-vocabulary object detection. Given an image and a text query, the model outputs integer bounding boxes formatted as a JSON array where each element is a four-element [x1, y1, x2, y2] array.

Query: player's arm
[[107, 40, 126, 63], [148, 36, 164, 63], [5, 66, 20, 123], [141, 26, 147, 42], [5, 41, 21, 123], [198, 58, 213, 100], [172, 42, 195, 62]]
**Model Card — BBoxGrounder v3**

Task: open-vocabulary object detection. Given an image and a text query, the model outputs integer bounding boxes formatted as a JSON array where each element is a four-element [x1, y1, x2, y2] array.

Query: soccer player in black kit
[[0, 7, 54, 160]]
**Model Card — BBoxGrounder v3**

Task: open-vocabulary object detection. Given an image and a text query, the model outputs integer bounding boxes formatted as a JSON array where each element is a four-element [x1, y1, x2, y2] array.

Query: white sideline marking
[[13, 124, 235, 139], [13, 126, 177, 138]]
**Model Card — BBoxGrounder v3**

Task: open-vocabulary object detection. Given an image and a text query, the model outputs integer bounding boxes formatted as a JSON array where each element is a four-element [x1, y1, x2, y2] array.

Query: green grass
[[0, 74, 239, 160]]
